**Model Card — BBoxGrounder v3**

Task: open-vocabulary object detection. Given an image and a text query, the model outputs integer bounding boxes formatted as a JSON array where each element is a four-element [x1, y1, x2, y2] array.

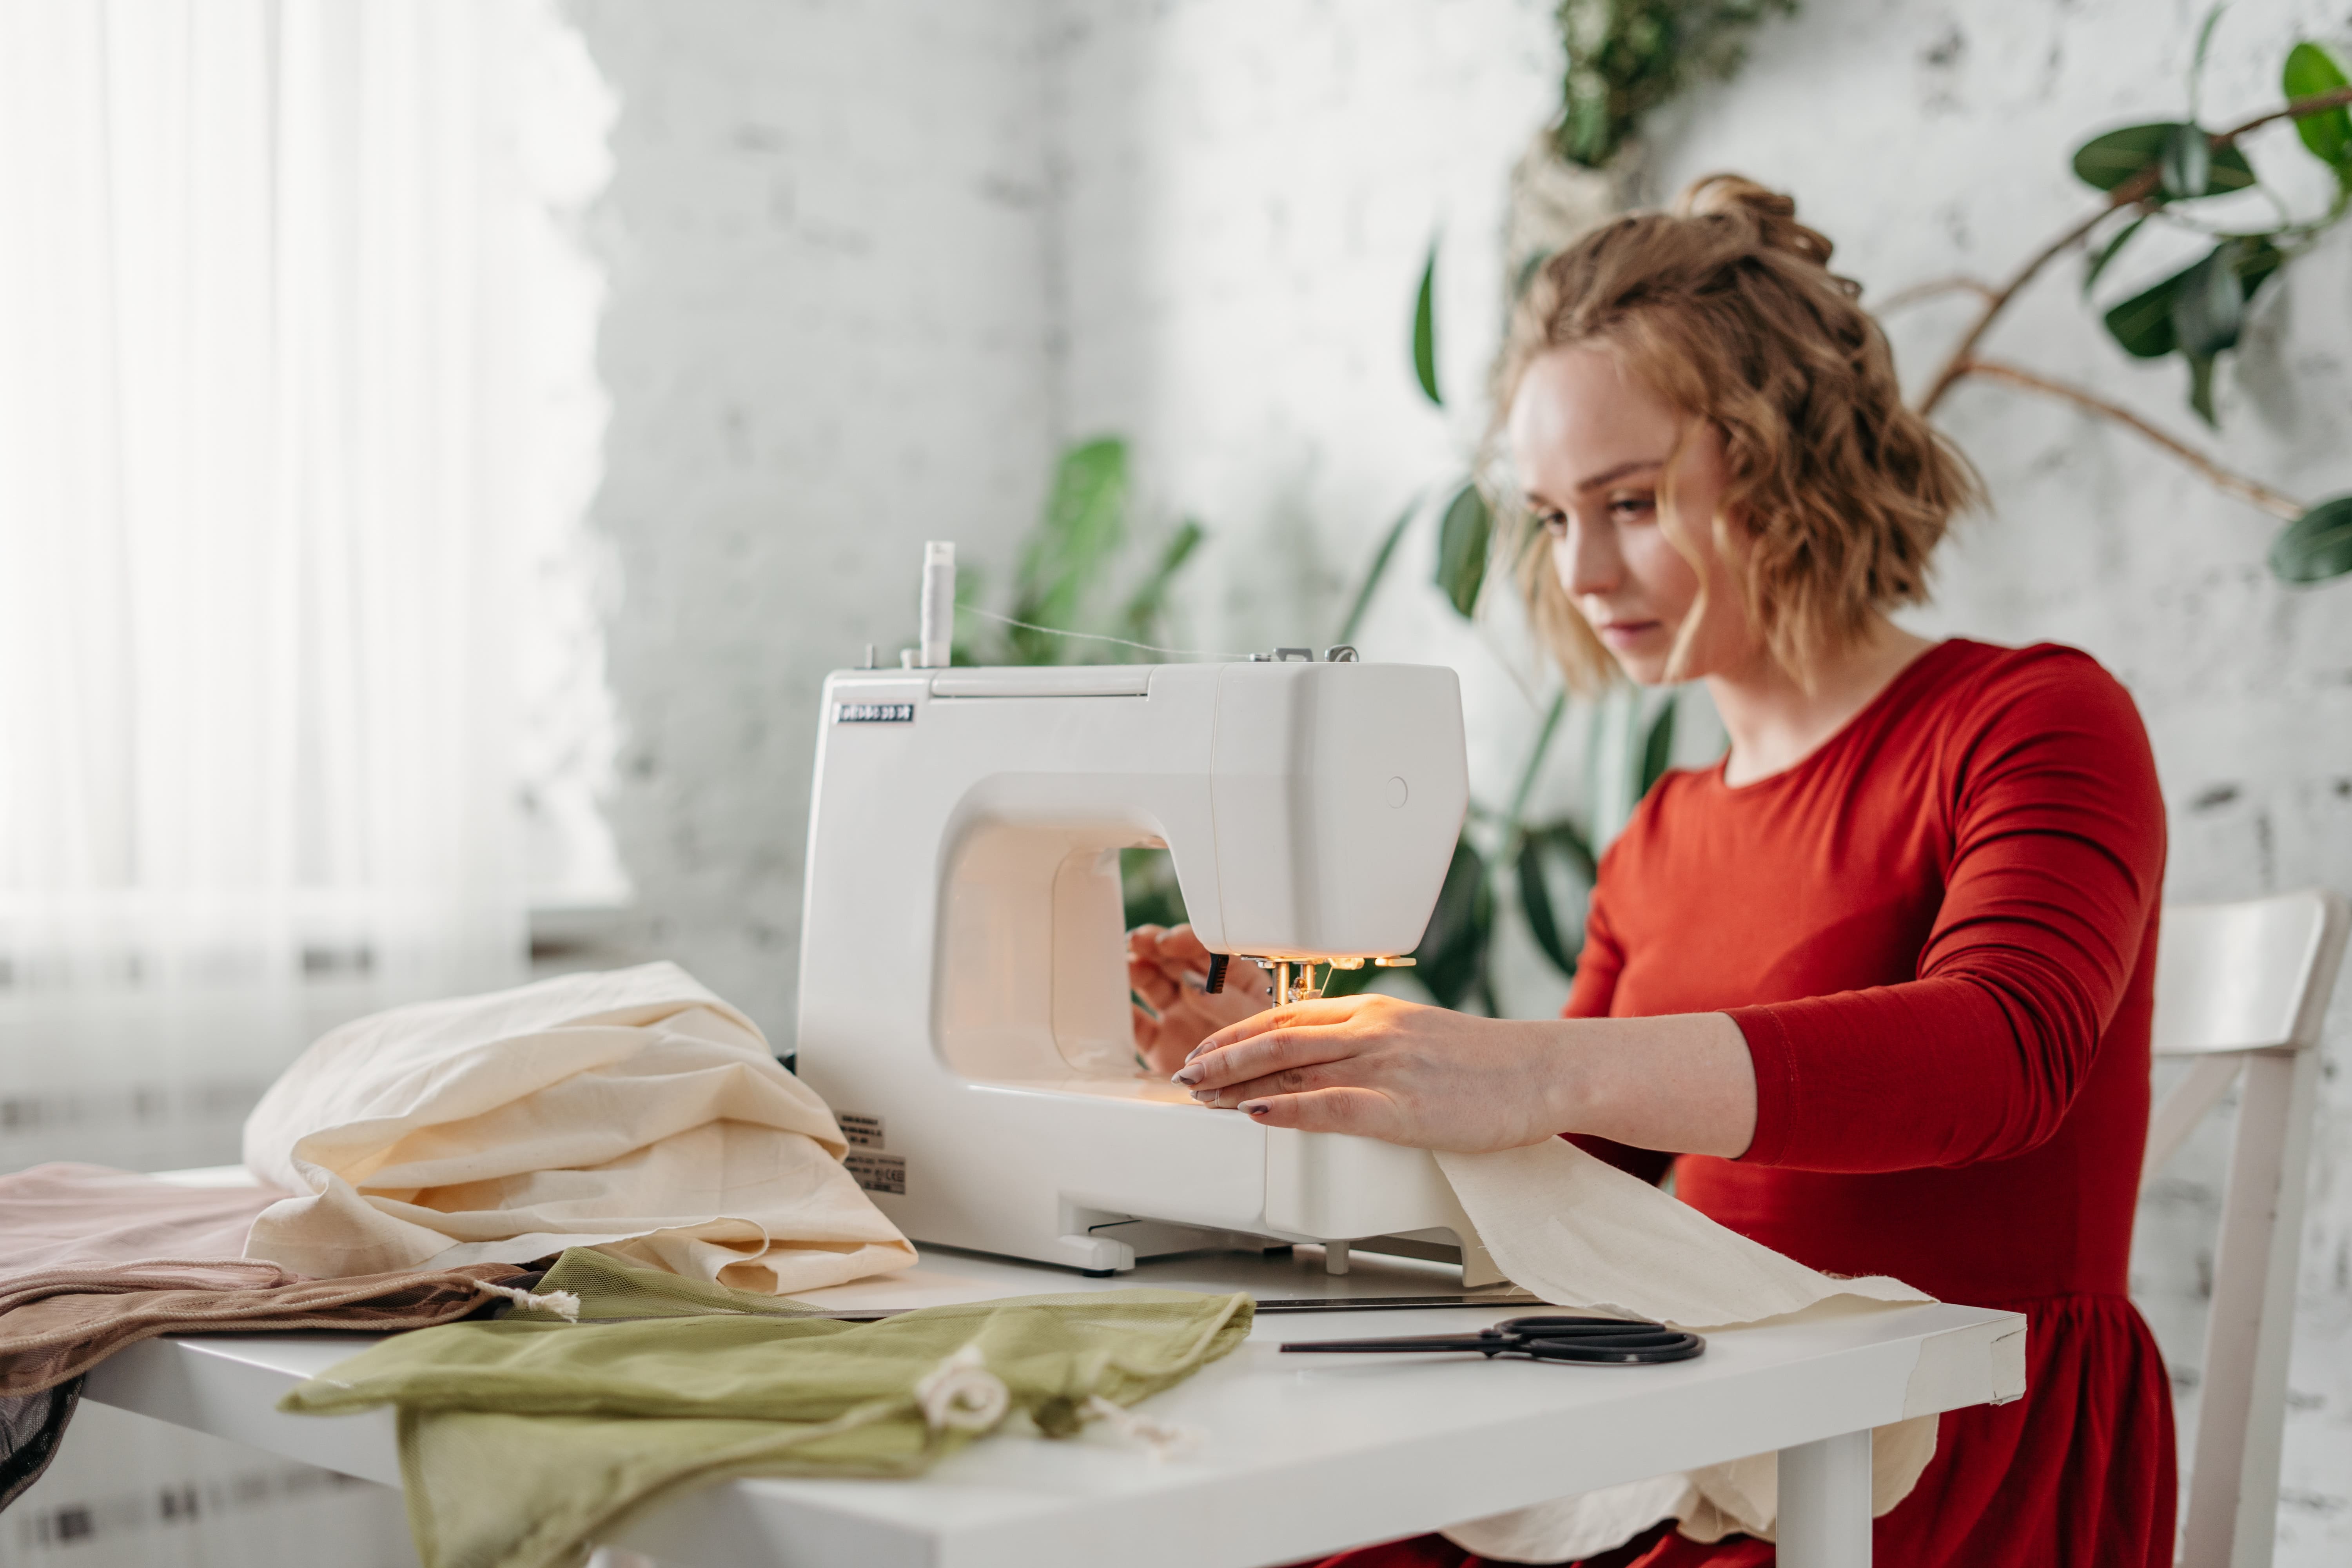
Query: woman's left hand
[[1171, 994, 1573, 1153]]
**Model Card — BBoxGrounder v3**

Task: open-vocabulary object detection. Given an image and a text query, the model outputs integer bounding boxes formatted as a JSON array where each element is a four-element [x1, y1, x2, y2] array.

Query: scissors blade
[[1278, 1334, 1499, 1354]]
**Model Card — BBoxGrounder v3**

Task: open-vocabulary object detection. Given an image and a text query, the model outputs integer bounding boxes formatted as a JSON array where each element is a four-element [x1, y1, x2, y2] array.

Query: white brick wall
[[575, 0, 2350, 1553], [565, 0, 1063, 1033]]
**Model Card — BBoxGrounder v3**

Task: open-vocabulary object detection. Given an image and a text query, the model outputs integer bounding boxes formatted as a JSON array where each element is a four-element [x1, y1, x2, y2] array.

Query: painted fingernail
[[1171, 1065, 1201, 1085], [1190, 1089, 1218, 1104], [1240, 1100, 1270, 1118]]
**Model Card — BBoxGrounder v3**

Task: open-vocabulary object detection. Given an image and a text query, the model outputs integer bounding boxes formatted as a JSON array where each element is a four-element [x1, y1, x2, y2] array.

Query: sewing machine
[[795, 579, 1498, 1281]]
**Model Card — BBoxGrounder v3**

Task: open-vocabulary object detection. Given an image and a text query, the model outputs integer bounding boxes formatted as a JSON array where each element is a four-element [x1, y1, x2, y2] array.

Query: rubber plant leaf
[[2188, 3, 2227, 110], [2083, 213, 2149, 296], [2071, 122, 2254, 200], [1435, 481, 1493, 619], [2160, 121, 2212, 199], [2268, 495, 2352, 584], [1337, 493, 1421, 646], [2103, 238, 2282, 360], [1516, 833, 1578, 979], [1638, 697, 1679, 799], [2284, 42, 2352, 174], [1410, 837, 1493, 1010], [1413, 243, 1441, 407], [2185, 350, 2221, 428], [1538, 819, 1599, 884], [2170, 240, 2247, 361]]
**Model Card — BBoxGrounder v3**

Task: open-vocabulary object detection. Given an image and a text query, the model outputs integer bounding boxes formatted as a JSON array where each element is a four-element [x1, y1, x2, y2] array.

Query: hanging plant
[[1553, 0, 1800, 169]]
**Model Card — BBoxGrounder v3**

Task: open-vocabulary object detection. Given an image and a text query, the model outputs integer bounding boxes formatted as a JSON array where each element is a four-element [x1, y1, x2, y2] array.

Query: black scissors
[[1280, 1314, 1704, 1365]]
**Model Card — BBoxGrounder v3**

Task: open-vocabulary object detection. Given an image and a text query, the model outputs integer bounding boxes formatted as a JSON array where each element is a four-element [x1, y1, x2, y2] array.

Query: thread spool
[[918, 541, 955, 668]]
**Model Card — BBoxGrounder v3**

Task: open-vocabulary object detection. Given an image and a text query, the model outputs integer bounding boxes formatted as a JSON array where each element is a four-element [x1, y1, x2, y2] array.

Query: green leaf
[[1434, 481, 1492, 619], [1411, 837, 1493, 1009], [1516, 834, 1576, 978], [2083, 213, 2150, 296], [2104, 270, 2181, 358], [1010, 437, 1129, 662], [2072, 122, 2254, 200], [2171, 240, 2247, 361], [2185, 350, 2220, 427], [2103, 238, 2283, 360], [1638, 697, 1679, 797], [1111, 518, 1205, 655], [1513, 249, 1553, 301], [1119, 847, 1189, 931], [1514, 820, 1595, 984], [2189, 4, 2227, 111], [1538, 819, 1598, 884], [1504, 693, 1569, 831], [2269, 495, 2352, 583], [1412, 243, 1441, 407], [2161, 121, 2212, 198], [1337, 493, 1420, 646], [2284, 42, 2352, 172]]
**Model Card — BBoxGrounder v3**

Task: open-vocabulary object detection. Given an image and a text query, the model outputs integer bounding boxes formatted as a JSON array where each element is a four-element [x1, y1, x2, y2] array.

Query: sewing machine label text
[[838, 1113, 885, 1148], [845, 1152, 906, 1195], [834, 702, 915, 724]]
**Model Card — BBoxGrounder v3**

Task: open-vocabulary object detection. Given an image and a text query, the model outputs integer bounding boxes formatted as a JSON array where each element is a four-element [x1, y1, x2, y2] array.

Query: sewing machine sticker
[[834, 701, 915, 723], [846, 1152, 907, 1195]]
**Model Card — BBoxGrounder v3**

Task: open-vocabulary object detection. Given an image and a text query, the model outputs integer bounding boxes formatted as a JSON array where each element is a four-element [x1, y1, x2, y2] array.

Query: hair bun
[[1673, 174, 1835, 269]]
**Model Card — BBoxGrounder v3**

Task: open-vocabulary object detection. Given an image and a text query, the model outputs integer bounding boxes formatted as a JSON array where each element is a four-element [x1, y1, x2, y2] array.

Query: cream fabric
[[1434, 1138, 1938, 1563], [242, 963, 915, 1293]]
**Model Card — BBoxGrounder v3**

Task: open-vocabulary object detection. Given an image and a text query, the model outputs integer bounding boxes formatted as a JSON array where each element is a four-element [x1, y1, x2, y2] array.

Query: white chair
[[2138, 889, 2350, 1568]]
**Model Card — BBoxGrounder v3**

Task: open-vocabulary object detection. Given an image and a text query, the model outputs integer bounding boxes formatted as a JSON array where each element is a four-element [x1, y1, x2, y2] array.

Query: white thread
[[475, 1280, 583, 1322], [1082, 1394, 1202, 1461], [959, 606, 1249, 662], [915, 1342, 1011, 1433]]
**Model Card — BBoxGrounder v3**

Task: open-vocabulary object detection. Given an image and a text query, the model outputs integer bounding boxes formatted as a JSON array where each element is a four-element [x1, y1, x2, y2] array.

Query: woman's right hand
[[1128, 923, 1270, 1078]]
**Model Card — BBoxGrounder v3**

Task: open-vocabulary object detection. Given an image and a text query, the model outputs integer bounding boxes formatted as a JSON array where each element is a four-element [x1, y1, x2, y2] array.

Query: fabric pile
[[1, 961, 935, 1538], [242, 962, 916, 1291], [279, 1247, 1254, 1568], [0, 1163, 548, 1510]]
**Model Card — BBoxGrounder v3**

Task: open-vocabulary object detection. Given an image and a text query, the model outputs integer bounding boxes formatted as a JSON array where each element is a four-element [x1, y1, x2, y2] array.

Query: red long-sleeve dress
[[1312, 638, 2177, 1568]]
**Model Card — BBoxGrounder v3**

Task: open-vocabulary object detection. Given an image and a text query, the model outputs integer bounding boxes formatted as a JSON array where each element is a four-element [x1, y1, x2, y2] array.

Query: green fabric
[[281, 1249, 1253, 1568]]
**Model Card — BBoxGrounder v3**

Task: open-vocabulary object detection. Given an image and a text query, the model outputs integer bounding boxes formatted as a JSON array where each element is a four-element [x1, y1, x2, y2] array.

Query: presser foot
[[1247, 954, 1419, 1006]]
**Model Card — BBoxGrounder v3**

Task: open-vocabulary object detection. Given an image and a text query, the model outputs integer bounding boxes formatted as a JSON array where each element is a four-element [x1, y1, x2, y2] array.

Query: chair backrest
[[2140, 889, 2350, 1568]]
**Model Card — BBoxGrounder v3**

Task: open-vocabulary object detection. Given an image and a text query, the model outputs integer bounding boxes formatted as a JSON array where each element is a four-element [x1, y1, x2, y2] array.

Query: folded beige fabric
[[1433, 1139, 1940, 1562], [241, 963, 916, 1293], [0, 1163, 290, 1272]]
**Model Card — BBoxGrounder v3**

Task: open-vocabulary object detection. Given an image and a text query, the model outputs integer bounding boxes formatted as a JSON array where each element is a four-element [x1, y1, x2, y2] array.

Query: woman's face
[[1506, 345, 1755, 686]]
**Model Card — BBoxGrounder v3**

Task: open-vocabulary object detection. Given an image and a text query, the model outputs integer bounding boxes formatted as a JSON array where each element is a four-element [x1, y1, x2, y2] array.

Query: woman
[[1126, 175, 2174, 1566]]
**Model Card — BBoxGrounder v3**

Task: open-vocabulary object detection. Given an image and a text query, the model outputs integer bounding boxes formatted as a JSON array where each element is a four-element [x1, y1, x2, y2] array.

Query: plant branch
[[2220, 81, 2352, 143], [1916, 83, 2352, 415], [1875, 275, 1999, 313], [1955, 358, 2305, 519]]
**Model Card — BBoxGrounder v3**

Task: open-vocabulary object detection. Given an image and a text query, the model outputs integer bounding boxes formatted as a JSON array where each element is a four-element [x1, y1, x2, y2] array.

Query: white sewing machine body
[[795, 657, 1497, 1276]]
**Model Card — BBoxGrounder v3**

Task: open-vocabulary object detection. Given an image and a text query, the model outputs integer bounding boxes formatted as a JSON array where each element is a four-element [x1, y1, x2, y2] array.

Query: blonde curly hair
[[1495, 173, 1981, 691]]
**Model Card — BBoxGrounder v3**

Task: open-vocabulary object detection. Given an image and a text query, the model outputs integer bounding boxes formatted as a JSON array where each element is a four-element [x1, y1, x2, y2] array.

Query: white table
[[81, 1236, 2025, 1568]]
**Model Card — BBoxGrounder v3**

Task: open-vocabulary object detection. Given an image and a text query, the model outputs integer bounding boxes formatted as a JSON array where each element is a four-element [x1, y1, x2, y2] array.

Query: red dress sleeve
[[1727, 654, 2166, 1172], [1562, 872, 1678, 1185]]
